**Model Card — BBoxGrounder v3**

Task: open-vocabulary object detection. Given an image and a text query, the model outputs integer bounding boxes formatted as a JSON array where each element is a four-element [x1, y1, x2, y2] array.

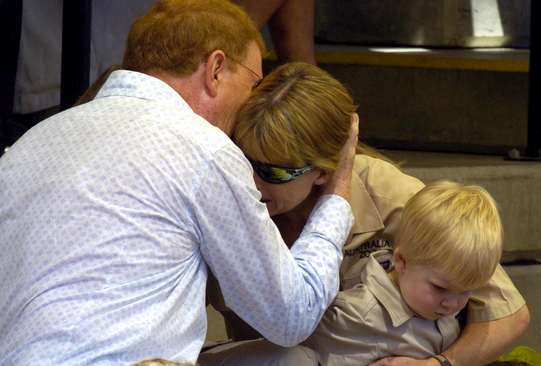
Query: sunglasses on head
[[249, 160, 316, 184]]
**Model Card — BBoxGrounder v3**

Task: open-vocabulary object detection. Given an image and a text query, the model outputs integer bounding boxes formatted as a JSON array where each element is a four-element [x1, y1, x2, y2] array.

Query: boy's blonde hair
[[123, 0, 265, 77], [395, 180, 503, 289], [234, 62, 395, 173]]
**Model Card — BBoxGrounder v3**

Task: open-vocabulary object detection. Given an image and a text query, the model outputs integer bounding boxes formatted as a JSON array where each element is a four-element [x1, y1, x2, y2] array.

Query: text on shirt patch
[[344, 239, 391, 258]]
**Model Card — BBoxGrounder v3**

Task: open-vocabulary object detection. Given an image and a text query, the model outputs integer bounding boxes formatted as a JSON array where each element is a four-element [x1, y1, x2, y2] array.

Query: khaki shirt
[[208, 154, 525, 340], [305, 251, 460, 366], [339, 154, 423, 289]]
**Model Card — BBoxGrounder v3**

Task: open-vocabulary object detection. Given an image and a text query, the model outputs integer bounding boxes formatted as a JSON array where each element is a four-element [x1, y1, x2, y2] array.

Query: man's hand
[[368, 356, 440, 366], [322, 113, 359, 201]]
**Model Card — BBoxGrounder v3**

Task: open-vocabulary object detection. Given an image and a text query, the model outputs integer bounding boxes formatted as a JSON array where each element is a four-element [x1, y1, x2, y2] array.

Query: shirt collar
[[362, 251, 416, 327], [96, 70, 193, 112], [348, 158, 385, 235]]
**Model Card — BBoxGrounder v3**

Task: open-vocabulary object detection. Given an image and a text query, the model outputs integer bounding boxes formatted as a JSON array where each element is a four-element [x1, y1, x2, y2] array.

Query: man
[[0, 0, 357, 365]]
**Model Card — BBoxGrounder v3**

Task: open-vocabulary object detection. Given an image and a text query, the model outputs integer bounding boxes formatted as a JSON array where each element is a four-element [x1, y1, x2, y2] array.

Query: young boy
[[305, 180, 504, 366]]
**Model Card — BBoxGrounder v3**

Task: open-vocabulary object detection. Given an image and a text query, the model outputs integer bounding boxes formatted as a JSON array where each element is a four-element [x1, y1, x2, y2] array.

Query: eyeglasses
[[228, 57, 263, 90], [249, 159, 316, 184], [204, 56, 263, 90]]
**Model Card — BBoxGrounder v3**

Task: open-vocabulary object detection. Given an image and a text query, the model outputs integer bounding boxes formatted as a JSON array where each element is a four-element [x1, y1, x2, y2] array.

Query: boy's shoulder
[[333, 280, 379, 320], [334, 250, 396, 319]]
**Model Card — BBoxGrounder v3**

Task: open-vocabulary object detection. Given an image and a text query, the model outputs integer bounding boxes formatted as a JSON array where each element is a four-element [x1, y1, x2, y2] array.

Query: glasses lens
[[255, 165, 294, 184], [252, 78, 262, 90], [250, 161, 316, 184]]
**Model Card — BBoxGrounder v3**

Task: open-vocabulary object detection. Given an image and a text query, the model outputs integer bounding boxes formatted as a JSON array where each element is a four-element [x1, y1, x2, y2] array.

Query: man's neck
[[145, 67, 210, 120]]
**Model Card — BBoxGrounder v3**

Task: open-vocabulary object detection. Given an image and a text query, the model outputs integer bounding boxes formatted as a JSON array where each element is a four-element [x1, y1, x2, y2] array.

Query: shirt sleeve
[[467, 264, 526, 322], [195, 145, 354, 346]]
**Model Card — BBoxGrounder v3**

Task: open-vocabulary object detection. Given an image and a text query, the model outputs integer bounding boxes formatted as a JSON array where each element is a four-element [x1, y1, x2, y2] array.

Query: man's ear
[[204, 50, 227, 98], [394, 248, 407, 273], [314, 169, 330, 186]]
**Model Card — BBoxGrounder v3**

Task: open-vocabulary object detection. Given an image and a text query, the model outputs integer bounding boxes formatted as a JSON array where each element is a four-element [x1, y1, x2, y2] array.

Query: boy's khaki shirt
[[306, 251, 461, 366]]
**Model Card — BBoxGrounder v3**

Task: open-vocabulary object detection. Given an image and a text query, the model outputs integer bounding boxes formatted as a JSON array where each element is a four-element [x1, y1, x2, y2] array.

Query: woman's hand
[[322, 113, 359, 201]]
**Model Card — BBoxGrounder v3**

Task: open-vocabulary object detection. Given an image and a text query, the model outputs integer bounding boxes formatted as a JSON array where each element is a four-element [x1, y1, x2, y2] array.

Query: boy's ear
[[204, 50, 227, 98], [314, 169, 330, 186], [393, 248, 407, 273]]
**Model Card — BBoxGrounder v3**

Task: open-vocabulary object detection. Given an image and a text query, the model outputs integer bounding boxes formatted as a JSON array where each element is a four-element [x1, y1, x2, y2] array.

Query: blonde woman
[[202, 62, 529, 366]]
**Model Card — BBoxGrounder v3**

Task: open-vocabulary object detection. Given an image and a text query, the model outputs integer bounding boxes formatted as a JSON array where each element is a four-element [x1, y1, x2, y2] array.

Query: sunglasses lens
[[250, 160, 315, 184], [255, 166, 293, 184]]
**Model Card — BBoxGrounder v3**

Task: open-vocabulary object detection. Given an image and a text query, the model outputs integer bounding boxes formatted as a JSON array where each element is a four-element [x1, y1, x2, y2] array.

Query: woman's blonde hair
[[123, 0, 265, 77], [395, 180, 503, 289], [234, 62, 394, 173]]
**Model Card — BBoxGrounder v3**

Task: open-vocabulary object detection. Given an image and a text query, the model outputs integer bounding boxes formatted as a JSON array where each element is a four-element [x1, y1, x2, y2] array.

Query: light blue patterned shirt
[[0, 70, 354, 365]]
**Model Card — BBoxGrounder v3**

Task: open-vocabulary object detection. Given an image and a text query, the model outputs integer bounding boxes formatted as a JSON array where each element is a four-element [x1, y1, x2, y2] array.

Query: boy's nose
[[441, 295, 458, 309]]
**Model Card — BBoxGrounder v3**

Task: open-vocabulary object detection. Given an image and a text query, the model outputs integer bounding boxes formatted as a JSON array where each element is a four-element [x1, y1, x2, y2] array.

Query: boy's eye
[[432, 284, 446, 291]]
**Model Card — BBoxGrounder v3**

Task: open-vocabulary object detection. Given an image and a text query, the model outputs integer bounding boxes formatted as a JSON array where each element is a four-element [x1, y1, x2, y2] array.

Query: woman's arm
[[442, 304, 530, 366]]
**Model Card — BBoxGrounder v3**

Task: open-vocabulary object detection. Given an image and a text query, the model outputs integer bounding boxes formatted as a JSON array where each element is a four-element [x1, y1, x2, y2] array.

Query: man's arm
[[198, 116, 359, 347], [368, 304, 530, 366]]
